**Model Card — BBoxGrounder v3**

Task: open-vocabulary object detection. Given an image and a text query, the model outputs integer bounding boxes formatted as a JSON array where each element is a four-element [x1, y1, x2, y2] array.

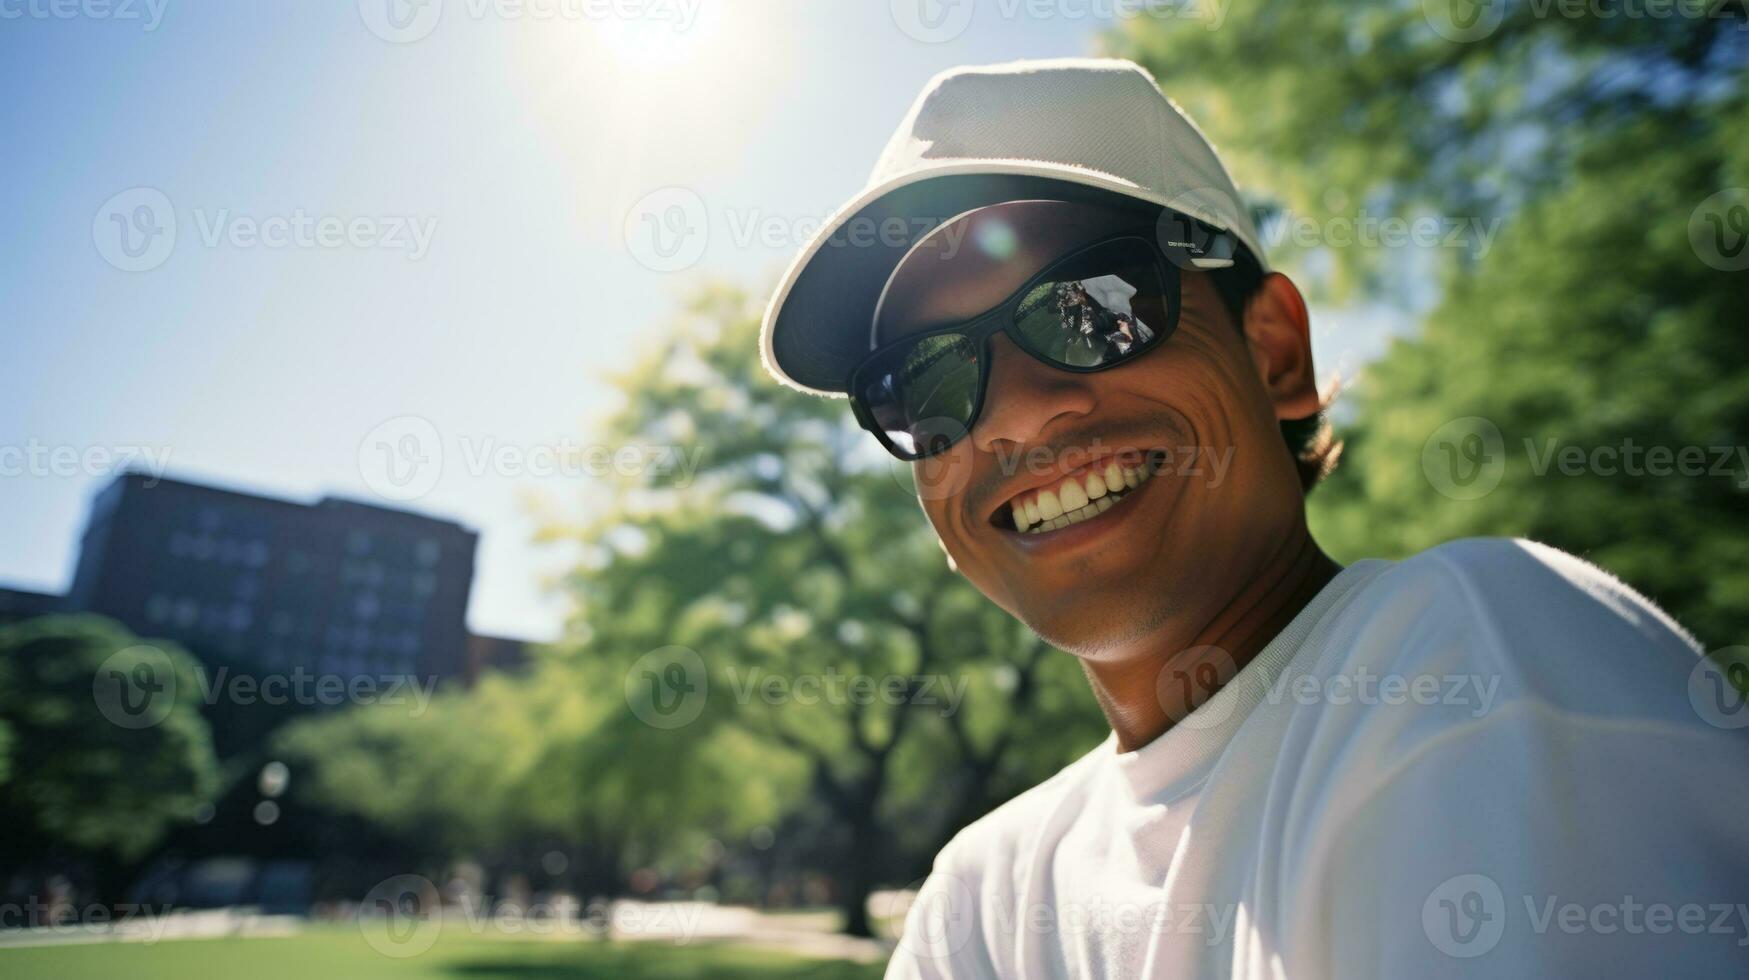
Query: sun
[[592, 6, 722, 72]]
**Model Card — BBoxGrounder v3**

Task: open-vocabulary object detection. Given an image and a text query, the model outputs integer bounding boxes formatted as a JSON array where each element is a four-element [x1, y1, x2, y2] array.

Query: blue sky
[[0, 1, 1402, 640]]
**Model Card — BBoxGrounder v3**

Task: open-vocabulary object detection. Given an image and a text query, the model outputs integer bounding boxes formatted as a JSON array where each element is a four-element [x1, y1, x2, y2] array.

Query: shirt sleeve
[[1276, 540, 1749, 978], [1299, 703, 1749, 978], [883, 853, 1000, 980]]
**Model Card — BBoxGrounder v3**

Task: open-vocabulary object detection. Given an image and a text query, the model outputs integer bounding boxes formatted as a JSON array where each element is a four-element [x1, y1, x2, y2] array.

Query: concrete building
[[0, 586, 64, 624], [68, 472, 479, 705]]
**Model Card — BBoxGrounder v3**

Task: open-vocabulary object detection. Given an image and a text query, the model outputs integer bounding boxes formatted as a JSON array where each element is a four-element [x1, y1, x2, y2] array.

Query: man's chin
[[1012, 589, 1178, 661]]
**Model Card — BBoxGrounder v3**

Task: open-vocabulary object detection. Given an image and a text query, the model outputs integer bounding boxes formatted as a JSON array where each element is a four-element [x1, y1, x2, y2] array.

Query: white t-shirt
[[886, 538, 1749, 979]]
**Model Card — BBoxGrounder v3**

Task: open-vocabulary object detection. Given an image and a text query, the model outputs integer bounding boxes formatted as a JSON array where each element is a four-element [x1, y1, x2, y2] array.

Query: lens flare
[[975, 219, 1018, 261]]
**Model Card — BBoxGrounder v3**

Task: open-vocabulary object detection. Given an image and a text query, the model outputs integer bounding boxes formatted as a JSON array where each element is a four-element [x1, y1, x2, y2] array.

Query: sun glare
[[593, 5, 723, 72]]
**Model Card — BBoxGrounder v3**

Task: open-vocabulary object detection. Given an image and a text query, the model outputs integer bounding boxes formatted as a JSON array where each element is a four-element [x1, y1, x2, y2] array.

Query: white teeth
[[1023, 483, 1129, 533], [1059, 479, 1088, 511], [1010, 456, 1160, 534], [1036, 488, 1063, 520]]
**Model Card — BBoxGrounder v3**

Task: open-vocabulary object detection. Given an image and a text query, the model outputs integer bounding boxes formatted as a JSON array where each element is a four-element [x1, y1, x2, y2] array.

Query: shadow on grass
[[443, 941, 883, 980]]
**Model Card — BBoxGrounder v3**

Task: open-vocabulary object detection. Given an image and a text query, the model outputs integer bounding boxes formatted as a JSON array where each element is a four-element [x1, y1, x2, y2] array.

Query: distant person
[[760, 59, 1749, 978]]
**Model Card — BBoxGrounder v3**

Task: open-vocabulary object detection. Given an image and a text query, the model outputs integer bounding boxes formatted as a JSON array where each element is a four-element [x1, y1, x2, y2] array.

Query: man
[[761, 58, 1748, 978]]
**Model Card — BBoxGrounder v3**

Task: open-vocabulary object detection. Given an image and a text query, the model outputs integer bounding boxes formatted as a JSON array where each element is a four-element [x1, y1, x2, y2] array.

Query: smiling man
[[761, 59, 1749, 978]]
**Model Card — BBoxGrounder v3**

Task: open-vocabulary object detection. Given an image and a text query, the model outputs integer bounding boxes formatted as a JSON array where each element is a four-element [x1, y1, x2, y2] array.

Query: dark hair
[[1205, 248, 1342, 493]]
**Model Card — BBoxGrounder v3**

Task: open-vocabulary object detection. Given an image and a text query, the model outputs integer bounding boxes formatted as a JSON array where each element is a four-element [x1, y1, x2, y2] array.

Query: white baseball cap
[[761, 57, 1267, 396]]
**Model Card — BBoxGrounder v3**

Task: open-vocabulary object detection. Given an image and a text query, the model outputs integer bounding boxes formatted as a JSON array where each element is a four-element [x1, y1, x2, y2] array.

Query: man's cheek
[[921, 504, 1001, 596], [910, 450, 975, 502], [920, 501, 964, 564], [926, 517, 959, 571]]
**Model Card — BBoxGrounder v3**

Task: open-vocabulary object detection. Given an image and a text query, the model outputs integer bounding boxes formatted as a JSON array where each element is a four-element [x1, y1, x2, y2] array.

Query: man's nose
[[970, 333, 1097, 454]]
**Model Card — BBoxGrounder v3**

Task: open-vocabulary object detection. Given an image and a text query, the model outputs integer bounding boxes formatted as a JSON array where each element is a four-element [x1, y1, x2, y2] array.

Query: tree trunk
[[817, 759, 888, 939], [91, 852, 143, 912], [837, 809, 881, 938]]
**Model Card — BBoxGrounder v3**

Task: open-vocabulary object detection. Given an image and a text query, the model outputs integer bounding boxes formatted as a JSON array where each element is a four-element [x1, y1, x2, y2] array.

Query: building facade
[[0, 587, 64, 624], [68, 473, 478, 705]]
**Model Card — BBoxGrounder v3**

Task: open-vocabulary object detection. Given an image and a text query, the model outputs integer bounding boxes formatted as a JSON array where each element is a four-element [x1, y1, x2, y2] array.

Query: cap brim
[[761, 160, 1221, 397]]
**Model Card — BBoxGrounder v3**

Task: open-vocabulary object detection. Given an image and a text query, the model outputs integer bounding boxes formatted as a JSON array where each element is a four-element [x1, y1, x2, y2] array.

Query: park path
[[0, 902, 895, 963]]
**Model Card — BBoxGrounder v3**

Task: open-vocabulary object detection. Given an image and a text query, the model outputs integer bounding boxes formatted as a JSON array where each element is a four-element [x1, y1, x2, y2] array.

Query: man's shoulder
[[1359, 536, 1702, 657], [1399, 536, 1696, 642], [1325, 536, 1705, 724], [927, 736, 1109, 886]]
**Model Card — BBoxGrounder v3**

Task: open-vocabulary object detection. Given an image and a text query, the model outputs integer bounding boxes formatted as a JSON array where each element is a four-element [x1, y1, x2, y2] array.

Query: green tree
[[1112, 2, 1747, 288], [536, 286, 1109, 935], [1114, 6, 1749, 645], [1311, 102, 1749, 645], [276, 653, 798, 896], [0, 615, 219, 900]]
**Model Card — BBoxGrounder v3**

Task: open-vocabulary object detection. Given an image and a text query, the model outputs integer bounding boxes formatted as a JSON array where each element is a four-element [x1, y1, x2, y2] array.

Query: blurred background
[[2, 0, 1745, 976]]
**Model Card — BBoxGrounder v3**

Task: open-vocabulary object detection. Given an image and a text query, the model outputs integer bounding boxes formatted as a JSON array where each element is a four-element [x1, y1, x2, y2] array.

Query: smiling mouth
[[998, 451, 1164, 534]]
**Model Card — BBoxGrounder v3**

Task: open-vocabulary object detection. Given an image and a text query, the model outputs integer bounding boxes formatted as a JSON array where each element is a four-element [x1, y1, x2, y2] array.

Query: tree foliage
[[0, 615, 218, 864], [275, 655, 794, 893], [1115, 6, 1749, 645], [1112, 2, 1747, 288], [536, 285, 1108, 933]]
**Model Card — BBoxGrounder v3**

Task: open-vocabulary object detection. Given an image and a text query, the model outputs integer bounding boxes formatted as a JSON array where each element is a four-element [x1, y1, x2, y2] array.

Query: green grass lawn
[[0, 924, 886, 980]]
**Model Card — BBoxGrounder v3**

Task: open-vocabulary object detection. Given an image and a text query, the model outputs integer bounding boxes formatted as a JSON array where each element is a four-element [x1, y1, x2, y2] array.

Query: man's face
[[884, 209, 1313, 661]]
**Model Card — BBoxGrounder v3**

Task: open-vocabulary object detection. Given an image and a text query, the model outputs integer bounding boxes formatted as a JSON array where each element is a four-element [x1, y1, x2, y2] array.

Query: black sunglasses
[[848, 232, 1181, 461]]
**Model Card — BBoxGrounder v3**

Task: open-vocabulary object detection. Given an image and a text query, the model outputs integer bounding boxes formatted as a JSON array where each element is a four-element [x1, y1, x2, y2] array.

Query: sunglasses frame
[[847, 232, 1183, 461]]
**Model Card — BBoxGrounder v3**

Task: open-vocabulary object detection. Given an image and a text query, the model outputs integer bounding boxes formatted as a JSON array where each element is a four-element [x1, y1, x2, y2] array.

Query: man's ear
[[1241, 272, 1320, 421]]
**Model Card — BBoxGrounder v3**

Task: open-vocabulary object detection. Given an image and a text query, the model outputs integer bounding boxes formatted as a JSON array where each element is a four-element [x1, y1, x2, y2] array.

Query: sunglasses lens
[[853, 237, 1175, 461], [1011, 238, 1170, 369], [859, 333, 980, 459]]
